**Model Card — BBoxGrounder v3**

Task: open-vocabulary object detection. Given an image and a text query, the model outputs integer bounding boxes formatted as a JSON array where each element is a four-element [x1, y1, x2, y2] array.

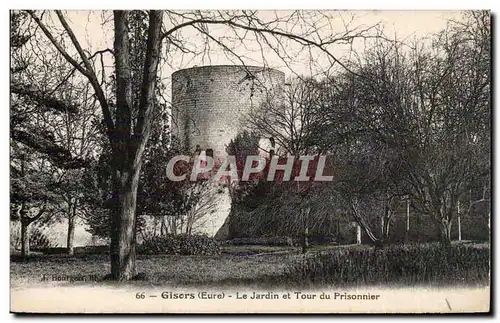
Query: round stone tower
[[171, 65, 285, 157]]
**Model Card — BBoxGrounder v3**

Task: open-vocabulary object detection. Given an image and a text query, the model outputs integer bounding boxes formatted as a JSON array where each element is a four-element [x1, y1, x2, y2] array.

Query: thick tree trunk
[[110, 170, 140, 280], [20, 220, 30, 257], [67, 206, 76, 256], [107, 10, 163, 281]]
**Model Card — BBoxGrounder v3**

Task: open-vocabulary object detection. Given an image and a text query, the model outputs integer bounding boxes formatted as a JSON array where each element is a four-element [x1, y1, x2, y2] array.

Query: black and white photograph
[[8, 7, 491, 314]]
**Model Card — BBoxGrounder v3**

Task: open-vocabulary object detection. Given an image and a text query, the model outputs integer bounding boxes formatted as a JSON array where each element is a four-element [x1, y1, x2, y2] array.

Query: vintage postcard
[[9, 9, 491, 314]]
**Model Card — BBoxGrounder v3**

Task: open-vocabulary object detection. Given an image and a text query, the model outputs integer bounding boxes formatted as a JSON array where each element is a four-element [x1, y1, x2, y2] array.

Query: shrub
[[138, 234, 221, 256], [225, 236, 299, 246], [283, 243, 490, 287], [11, 225, 55, 251], [74, 245, 109, 255], [29, 227, 54, 250]]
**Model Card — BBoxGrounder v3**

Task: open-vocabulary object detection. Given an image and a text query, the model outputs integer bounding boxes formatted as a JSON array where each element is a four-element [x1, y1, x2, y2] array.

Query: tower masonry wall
[[172, 65, 285, 158]]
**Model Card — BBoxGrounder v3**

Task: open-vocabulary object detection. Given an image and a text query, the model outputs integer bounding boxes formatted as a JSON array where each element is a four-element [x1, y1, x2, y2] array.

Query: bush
[[36, 247, 67, 254], [225, 236, 299, 246], [74, 245, 109, 255], [30, 226, 55, 249], [11, 224, 55, 251], [138, 234, 221, 256], [284, 243, 490, 287]]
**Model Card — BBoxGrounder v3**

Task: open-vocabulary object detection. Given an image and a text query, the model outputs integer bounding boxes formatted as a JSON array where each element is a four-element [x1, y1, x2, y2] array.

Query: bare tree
[[152, 180, 220, 236], [396, 12, 490, 245], [246, 77, 325, 156], [325, 11, 490, 246]]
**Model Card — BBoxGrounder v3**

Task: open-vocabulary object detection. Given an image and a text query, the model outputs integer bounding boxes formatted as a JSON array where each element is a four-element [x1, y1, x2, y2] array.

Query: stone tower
[[171, 65, 285, 157], [171, 65, 285, 236]]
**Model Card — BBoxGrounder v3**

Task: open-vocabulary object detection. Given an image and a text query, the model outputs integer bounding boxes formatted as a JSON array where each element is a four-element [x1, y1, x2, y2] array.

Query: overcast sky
[[35, 10, 466, 98]]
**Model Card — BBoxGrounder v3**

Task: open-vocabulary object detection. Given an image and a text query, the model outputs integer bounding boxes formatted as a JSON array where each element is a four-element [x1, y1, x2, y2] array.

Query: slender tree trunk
[[380, 214, 385, 238], [457, 200, 462, 241], [302, 226, 309, 254], [382, 216, 391, 242], [352, 213, 379, 245], [186, 212, 194, 236], [20, 220, 30, 257], [349, 199, 382, 246], [67, 202, 76, 256], [19, 161, 30, 258], [404, 198, 410, 244], [439, 219, 452, 247], [301, 207, 310, 254], [171, 217, 177, 235], [160, 217, 166, 236], [67, 216, 75, 255], [356, 224, 361, 245], [381, 200, 391, 243]]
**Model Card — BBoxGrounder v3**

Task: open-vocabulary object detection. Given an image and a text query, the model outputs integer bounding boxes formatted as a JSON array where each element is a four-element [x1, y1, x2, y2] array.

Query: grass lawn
[[11, 245, 308, 289], [10, 241, 489, 289]]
